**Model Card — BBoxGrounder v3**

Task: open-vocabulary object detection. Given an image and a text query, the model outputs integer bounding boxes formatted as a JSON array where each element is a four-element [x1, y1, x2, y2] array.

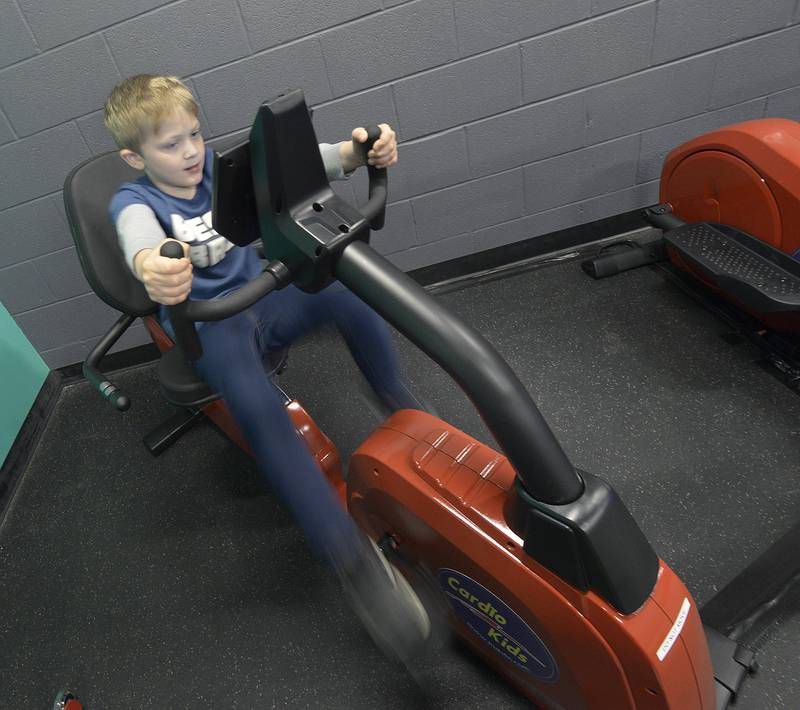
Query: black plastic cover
[[247, 90, 369, 291], [704, 625, 755, 708], [642, 203, 687, 231], [515, 470, 659, 614]]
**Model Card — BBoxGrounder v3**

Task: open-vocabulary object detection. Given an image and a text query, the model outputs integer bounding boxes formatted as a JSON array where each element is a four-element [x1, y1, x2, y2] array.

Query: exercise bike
[[143, 89, 755, 709]]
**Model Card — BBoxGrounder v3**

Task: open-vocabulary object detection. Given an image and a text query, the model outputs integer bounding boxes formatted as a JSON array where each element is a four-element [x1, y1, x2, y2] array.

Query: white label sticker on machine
[[657, 597, 691, 661]]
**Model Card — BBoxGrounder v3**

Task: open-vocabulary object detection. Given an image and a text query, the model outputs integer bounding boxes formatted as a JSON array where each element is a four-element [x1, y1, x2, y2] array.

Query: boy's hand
[[134, 238, 193, 305], [340, 124, 398, 173]]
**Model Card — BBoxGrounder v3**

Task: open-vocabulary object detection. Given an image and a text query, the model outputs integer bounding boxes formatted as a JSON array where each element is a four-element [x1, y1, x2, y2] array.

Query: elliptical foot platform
[[664, 222, 800, 314]]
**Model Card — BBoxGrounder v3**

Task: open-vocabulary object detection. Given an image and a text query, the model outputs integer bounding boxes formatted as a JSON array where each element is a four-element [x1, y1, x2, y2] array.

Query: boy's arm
[[325, 124, 399, 177], [116, 203, 167, 274]]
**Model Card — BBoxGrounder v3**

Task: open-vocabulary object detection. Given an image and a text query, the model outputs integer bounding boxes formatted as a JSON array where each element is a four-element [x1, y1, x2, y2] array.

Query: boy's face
[[121, 109, 204, 199]]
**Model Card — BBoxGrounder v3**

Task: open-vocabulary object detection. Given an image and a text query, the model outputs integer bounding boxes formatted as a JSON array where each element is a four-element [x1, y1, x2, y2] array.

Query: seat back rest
[[63, 151, 156, 316]]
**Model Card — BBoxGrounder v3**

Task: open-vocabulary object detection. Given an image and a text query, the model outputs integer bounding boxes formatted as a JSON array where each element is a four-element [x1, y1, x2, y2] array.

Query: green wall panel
[[0, 302, 49, 466]]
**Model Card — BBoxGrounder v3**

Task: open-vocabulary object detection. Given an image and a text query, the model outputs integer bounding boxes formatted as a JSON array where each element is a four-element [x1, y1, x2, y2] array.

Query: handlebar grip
[[82, 361, 131, 412], [159, 240, 203, 361], [356, 125, 388, 231], [107, 385, 131, 412], [355, 125, 383, 163], [160, 239, 185, 259]]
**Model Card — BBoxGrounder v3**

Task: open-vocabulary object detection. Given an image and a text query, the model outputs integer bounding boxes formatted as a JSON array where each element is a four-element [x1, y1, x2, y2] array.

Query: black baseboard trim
[[408, 208, 646, 286]]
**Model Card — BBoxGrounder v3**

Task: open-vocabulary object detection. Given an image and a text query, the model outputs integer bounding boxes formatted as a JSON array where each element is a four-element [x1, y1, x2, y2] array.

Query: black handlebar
[[159, 241, 290, 360], [83, 312, 134, 411], [334, 127, 582, 502], [355, 126, 387, 230], [160, 241, 203, 360], [160, 240, 184, 259], [336, 241, 583, 504]]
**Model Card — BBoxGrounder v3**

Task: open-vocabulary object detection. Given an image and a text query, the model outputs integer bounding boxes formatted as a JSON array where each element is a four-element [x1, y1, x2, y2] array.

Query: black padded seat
[[65, 151, 156, 316]]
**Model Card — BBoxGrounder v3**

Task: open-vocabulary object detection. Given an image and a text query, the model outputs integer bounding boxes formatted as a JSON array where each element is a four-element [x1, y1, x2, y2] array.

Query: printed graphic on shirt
[[170, 211, 234, 268]]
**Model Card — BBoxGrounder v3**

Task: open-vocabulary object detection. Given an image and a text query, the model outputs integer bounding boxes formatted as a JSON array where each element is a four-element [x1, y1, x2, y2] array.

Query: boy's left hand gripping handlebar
[[354, 126, 387, 231], [160, 241, 290, 360]]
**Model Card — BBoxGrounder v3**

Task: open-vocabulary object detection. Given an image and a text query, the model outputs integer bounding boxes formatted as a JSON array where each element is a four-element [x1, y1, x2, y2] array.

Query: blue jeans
[[192, 282, 421, 564]]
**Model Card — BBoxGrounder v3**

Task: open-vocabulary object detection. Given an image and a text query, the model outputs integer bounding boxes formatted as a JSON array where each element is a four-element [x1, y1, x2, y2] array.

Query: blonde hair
[[104, 74, 198, 151]]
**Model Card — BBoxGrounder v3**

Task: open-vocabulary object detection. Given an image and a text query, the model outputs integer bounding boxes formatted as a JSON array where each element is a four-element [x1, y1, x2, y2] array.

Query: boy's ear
[[119, 148, 145, 171]]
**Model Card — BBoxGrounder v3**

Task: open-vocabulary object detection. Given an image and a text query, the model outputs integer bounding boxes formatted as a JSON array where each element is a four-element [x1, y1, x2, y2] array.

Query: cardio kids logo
[[438, 569, 558, 682]]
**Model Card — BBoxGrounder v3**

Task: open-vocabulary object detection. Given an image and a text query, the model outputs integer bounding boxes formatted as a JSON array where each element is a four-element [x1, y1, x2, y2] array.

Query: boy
[[104, 75, 429, 667]]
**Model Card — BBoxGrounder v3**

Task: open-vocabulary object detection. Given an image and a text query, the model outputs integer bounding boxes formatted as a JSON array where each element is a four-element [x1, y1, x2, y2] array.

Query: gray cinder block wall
[[1, 0, 799, 369]]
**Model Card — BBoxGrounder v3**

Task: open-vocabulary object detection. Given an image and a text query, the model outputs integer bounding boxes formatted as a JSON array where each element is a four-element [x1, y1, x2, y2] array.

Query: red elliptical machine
[[584, 118, 800, 388], [652, 119, 800, 338]]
